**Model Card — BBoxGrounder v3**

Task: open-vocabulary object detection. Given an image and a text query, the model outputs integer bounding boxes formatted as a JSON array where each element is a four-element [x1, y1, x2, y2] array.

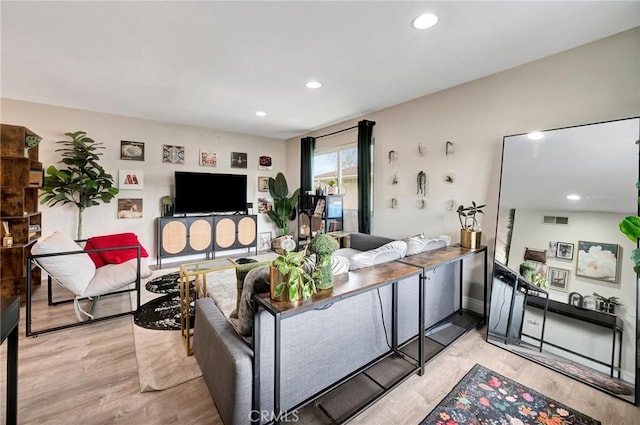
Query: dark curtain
[[300, 136, 315, 194], [357, 120, 376, 234]]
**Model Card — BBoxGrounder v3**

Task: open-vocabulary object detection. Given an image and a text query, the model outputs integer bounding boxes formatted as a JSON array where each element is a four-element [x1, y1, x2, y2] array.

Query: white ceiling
[[1, 1, 639, 140]]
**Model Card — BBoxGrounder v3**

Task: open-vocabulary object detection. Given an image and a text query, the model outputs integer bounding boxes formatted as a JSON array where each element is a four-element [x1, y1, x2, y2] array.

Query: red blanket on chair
[[84, 233, 149, 268]]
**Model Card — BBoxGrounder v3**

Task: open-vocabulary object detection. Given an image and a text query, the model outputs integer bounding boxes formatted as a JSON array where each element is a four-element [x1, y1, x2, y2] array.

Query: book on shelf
[[313, 199, 325, 216]]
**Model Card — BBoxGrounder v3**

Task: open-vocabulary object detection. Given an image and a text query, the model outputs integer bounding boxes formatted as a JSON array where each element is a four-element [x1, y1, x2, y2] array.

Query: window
[[314, 145, 358, 231]]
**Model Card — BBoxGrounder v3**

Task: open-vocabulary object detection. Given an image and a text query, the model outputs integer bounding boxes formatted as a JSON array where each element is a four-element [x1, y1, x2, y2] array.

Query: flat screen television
[[174, 171, 247, 214]]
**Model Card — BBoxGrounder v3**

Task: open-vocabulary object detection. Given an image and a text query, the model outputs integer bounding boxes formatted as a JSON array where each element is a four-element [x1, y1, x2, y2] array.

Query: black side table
[[1, 296, 19, 425]]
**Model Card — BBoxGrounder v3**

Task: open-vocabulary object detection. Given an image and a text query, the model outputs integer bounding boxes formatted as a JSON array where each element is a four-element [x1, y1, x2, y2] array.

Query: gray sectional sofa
[[193, 232, 455, 425]]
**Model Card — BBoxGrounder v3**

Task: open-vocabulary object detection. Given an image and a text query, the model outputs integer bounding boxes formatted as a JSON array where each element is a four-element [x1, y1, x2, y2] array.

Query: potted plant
[[267, 172, 300, 252], [456, 201, 486, 249], [40, 131, 119, 239], [270, 248, 316, 302], [593, 292, 621, 314], [619, 180, 640, 275], [327, 179, 337, 194], [519, 261, 548, 289], [160, 195, 174, 217], [308, 233, 340, 290]]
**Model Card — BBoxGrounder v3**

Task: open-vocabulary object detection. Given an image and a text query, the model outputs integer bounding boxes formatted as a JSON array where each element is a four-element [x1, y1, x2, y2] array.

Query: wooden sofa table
[[251, 244, 488, 424], [252, 260, 424, 424]]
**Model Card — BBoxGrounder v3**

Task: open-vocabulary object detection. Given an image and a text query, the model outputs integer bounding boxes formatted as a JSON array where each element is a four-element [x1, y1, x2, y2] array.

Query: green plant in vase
[[40, 131, 118, 239], [619, 180, 640, 274], [270, 249, 316, 302], [592, 292, 622, 314], [309, 233, 340, 290], [456, 201, 486, 249], [267, 172, 300, 236], [161, 195, 174, 217]]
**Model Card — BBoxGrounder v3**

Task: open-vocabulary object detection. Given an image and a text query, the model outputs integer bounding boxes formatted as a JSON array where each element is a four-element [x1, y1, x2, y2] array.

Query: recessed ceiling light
[[411, 13, 438, 30], [255, 111, 266, 117], [566, 194, 581, 201], [305, 81, 322, 89], [527, 132, 544, 140]]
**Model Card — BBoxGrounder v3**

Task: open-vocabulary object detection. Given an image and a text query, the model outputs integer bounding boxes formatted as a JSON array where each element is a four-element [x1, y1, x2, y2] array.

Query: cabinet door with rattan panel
[[236, 215, 256, 248]]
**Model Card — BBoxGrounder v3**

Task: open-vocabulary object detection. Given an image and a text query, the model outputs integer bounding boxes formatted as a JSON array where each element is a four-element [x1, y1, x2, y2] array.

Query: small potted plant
[[327, 179, 337, 194], [270, 248, 316, 303], [593, 292, 621, 314], [456, 201, 486, 249], [160, 195, 174, 217], [309, 234, 340, 290]]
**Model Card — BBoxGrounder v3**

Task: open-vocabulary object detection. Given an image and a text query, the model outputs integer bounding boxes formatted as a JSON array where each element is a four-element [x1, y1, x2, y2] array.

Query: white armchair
[[26, 231, 152, 336]]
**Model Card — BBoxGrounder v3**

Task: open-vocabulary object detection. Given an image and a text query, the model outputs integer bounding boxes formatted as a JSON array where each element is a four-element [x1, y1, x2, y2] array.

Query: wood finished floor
[[2, 301, 639, 424]]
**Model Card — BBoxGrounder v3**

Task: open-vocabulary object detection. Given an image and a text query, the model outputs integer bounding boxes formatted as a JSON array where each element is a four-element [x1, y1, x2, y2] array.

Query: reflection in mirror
[[487, 117, 639, 404]]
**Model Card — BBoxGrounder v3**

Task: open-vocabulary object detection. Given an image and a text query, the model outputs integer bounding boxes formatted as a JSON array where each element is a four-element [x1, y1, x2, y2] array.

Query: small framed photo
[[258, 231, 272, 251], [119, 170, 144, 190], [163, 144, 185, 164], [120, 140, 145, 161], [258, 176, 270, 192], [547, 241, 558, 258], [117, 198, 143, 219], [556, 242, 574, 260], [581, 295, 597, 311], [548, 267, 570, 292], [259, 155, 273, 170], [200, 150, 217, 167], [231, 152, 248, 168], [258, 198, 272, 213]]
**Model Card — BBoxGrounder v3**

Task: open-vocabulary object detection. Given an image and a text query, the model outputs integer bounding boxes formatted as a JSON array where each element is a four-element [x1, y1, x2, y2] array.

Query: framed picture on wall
[[576, 241, 620, 283], [258, 176, 269, 192], [258, 231, 272, 251], [120, 140, 145, 161], [231, 152, 248, 168], [556, 242, 574, 260], [163, 145, 185, 164], [259, 155, 273, 170], [548, 267, 570, 292], [258, 198, 272, 213], [117, 198, 143, 219], [199, 150, 217, 167], [118, 170, 144, 190]]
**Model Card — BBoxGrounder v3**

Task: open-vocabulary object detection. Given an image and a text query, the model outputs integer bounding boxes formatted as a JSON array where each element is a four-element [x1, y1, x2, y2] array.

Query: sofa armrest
[[194, 298, 253, 425]]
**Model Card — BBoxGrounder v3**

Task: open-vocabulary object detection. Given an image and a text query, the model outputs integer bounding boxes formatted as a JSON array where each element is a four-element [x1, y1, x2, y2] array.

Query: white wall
[[0, 100, 286, 261], [287, 28, 640, 250]]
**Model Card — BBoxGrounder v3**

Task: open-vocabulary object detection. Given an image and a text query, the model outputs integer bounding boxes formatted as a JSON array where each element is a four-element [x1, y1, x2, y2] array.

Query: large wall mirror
[[487, 116, 639, 405]]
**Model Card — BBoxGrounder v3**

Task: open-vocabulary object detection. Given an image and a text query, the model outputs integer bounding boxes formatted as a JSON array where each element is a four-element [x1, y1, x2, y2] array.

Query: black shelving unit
[[297, 194, 344, 250]]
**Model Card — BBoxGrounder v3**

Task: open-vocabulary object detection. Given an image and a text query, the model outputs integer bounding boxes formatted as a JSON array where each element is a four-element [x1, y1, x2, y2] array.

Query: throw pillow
[[86, 233, 149, 265], [404, 235, 449, 256], [349, 240, 408, 270], [32, 231, 97, 296], [230, 260, 269, 319]]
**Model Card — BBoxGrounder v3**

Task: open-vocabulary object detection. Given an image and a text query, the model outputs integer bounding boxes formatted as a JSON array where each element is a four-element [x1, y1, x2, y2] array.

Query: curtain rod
[[314, 124, 358, 139]]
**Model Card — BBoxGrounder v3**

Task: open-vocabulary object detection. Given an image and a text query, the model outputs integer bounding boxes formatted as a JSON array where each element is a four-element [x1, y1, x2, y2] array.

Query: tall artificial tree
[[40, 131, 119, 239]]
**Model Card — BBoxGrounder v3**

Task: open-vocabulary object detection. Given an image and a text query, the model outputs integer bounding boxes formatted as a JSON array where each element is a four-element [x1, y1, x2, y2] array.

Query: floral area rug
[[515, 351, 634, 396], [420, 364, 601, 425]]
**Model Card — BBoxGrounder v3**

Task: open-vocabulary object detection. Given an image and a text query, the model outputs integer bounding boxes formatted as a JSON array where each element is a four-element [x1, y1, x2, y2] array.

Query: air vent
[[543, 215, 569, 225]]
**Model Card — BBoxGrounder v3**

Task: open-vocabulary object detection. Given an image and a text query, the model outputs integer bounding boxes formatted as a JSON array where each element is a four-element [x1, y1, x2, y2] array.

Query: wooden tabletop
[[398, 245, 486, 270], [254, 260, 422, 317]]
